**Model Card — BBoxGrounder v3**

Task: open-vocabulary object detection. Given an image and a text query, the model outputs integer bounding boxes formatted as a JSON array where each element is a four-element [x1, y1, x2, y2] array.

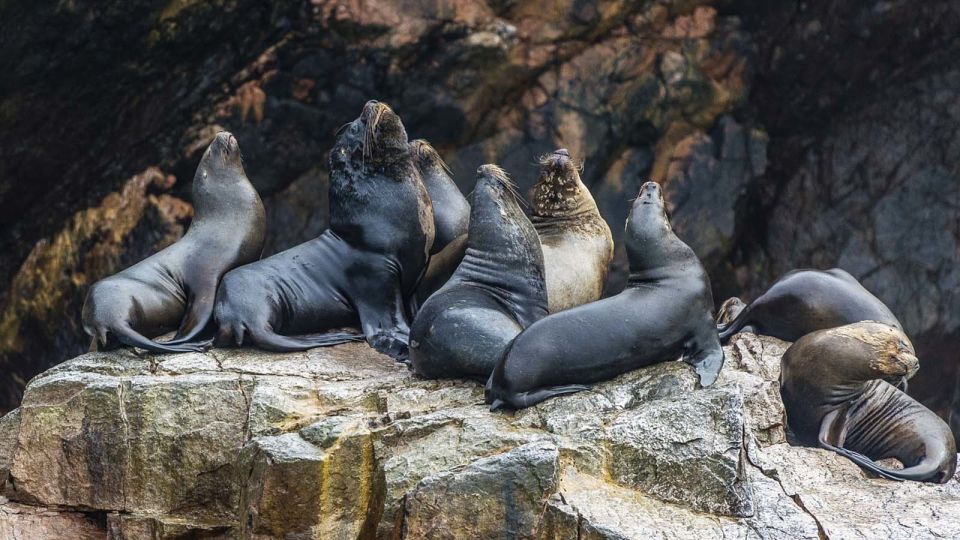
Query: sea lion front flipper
[[356, 274, 412, 361], [113, 323, 207, 354], [685, 345, 725, 387]]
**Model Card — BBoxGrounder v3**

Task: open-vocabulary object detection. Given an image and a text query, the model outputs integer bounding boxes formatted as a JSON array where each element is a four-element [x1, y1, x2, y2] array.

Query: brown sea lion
[[531, 149, 613, 313], [212, 101, 434, 360], [485, 181, 724, 410], [718, 269, 902, 343], [82, 132, 266, 353], [780, 321, 956, 483], [410, 139, 470, 304]]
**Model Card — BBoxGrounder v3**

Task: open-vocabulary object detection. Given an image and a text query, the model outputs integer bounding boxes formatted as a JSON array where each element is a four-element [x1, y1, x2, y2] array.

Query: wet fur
[[780, 322, 955, 483]]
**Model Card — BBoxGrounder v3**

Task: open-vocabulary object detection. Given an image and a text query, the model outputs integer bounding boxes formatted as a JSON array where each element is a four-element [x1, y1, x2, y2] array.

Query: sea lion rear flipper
[[114, 324, 206, 354], [488, 384, 590, 411], [248, 326, 364, 352]]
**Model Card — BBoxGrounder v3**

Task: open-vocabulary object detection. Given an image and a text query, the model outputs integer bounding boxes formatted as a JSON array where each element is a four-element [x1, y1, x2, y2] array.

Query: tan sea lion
[[531, 149, 613, 313]]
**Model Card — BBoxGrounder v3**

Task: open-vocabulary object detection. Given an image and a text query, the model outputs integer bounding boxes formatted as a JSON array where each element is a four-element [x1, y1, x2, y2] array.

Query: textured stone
[[402, 441, 560, 540], [2, 334, 957, 538], [0, 501, 104, 540], [603, 386, 751, 517], [0, 409, 19, 495]]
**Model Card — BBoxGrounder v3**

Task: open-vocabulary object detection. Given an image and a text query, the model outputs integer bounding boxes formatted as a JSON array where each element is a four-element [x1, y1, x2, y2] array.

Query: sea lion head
[[198, 131, 244, 180], [330, 100, 410, 176], [532, 148, 588, 217], [467, 164, 536, 253], [411, 139, 450, 175], [624, 181, 676, 271], [472, 164, 524, 217], [826, 322, 919, 384]]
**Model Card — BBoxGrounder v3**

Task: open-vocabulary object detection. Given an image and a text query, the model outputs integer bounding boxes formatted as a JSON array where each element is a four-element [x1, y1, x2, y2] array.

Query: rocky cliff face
[[0, 335, 958, 539], [0, 1, 958, 437]]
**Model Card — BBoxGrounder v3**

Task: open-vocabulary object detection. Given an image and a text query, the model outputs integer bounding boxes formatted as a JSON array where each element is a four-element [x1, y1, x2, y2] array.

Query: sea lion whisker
[[487, 166, 528, 208], [371, 106, 386, 142]]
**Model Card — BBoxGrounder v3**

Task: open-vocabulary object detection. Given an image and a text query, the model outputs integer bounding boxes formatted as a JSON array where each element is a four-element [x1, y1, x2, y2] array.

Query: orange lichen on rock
[[0, 167, 191, 371]]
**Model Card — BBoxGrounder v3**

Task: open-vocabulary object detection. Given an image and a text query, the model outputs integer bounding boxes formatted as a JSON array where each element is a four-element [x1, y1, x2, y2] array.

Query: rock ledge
[[0, 335, 958, 539]]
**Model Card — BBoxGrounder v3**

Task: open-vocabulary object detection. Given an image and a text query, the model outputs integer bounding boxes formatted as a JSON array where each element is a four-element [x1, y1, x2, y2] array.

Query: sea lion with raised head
[[82, 132, 266, 353], [718, 268, 901, 343], [213, 101, 434, 360], [485, 181, 724, 410], [412, 139, 469, 255], [410, 139, 470, 304], [531, 149, 613, 313], [780, 321, 956, 483], [409, 164, 548, 380]]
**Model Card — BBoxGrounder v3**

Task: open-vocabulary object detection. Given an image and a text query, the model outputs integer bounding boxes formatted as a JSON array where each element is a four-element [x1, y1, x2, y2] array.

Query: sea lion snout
[[892, 351, 920, 378], [362, 99, 390, 126], [218, 132, 238, 152], [206, 131, 242, 167], [637, 181, 662, 204], [539, 149, 574, 174]]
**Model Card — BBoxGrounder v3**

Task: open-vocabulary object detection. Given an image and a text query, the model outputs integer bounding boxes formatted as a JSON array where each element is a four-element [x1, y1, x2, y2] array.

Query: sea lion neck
[[458, 166, 546, 312], [624, 207, 691, 282], [191, 132, 255, 224]]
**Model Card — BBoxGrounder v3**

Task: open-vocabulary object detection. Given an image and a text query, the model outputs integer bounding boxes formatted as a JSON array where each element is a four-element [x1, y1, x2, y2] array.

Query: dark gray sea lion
[[780, 321, 956, 483], [410, 139, 470, 303], [213, 101, 434, 360], [531, 149, 613, 313], [82, 132, 266, 353], [717, 268, 901, 343], [409, 165, 548, 380], [485, 181, 724, 410]]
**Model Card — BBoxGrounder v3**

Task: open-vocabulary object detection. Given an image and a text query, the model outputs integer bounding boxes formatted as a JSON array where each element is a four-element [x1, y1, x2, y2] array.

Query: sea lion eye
[[202, 170, 208, 179]]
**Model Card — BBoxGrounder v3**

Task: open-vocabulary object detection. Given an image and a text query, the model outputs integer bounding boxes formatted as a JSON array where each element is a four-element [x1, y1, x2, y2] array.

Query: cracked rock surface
[[1, 334, 958, 539]]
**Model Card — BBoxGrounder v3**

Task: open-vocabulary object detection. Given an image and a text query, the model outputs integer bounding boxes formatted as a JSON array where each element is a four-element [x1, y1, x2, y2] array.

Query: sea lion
[[409, 165, 548, 380], [82, 132, 266, 354], [213, 100, 434, 360], [410, 139, 470, 303], [780, 321, 956, 483], [718, 268, 901, 343], [531, 149, 613, 313], [485, 181, 724, 410], [411, 139, 469, 255]]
